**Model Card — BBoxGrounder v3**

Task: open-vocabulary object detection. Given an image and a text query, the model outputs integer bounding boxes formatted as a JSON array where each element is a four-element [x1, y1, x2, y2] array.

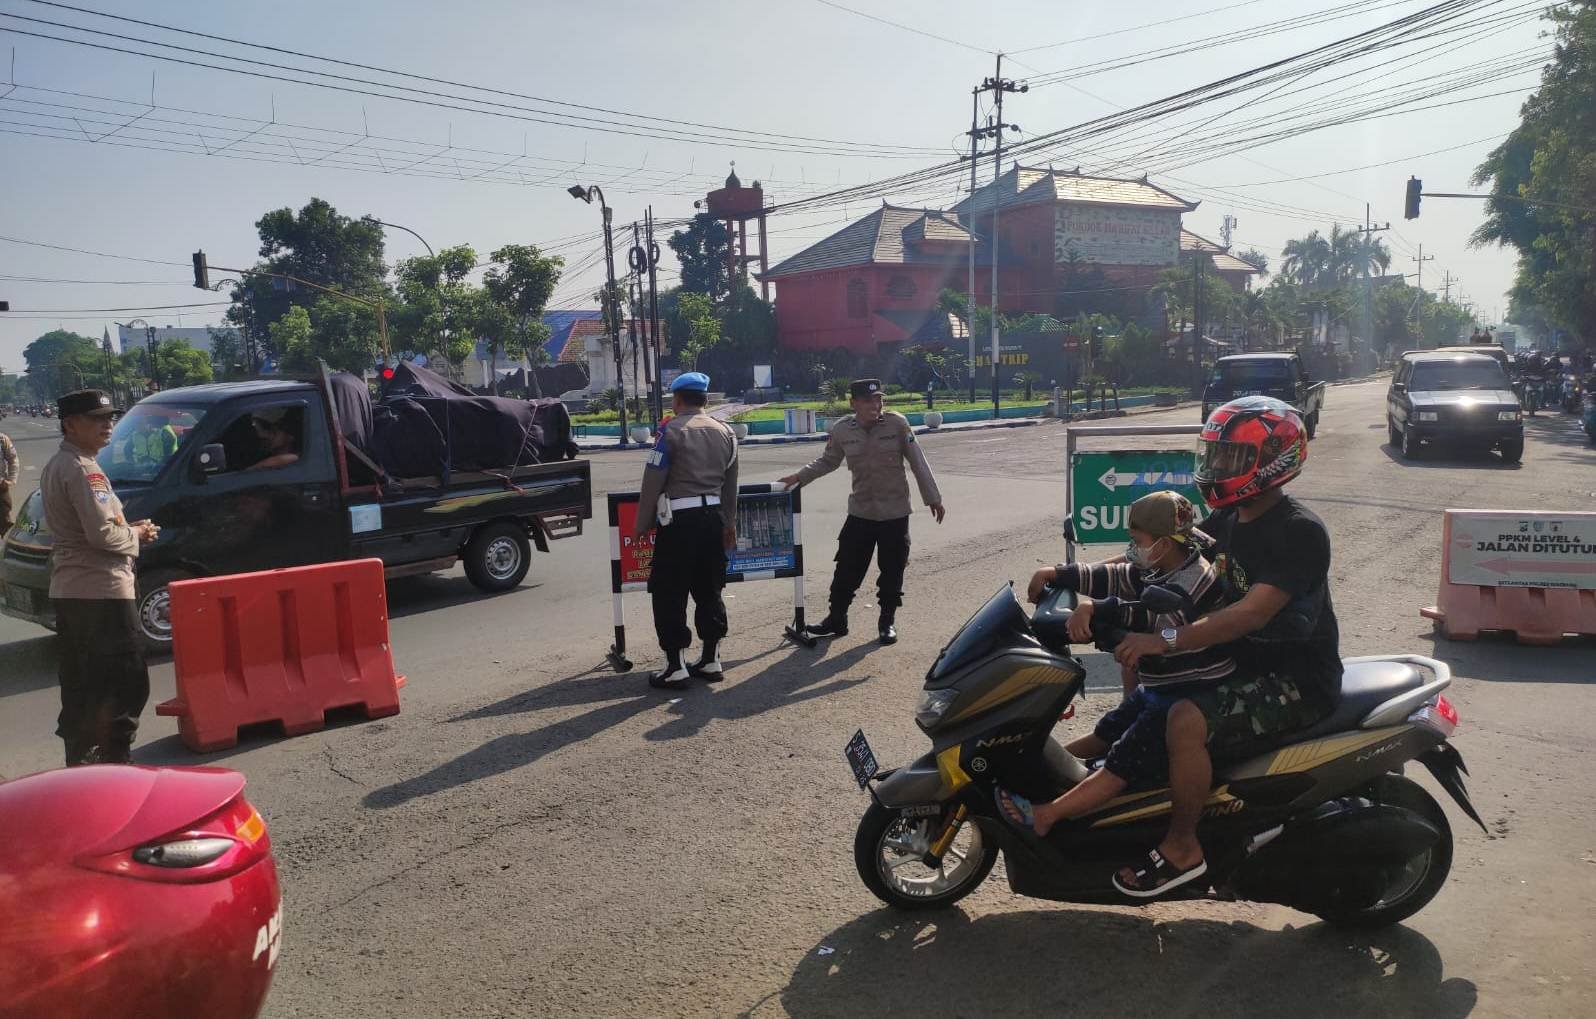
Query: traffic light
[[1404, 177, 1422, 220], [0, 301, 9, 312], [192, 250, 210, 290]]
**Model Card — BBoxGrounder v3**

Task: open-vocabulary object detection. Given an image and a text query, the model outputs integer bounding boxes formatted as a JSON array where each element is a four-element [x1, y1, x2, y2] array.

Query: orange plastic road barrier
[[156, 558, 406, 752], [1421, 509, 1596, 644]]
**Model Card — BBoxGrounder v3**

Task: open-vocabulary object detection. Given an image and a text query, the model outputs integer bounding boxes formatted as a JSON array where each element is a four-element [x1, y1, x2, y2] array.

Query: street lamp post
[[373, 219, 435, 257], [569, 184, 628, 446], [119, 318, 158, 392]]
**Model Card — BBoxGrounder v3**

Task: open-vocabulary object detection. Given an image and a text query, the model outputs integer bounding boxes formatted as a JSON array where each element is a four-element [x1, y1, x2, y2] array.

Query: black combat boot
[[878, 608, 898, 645], [805, 613, 849, 638], [649, 649, 690, 690], [689, 639, 724, 682]]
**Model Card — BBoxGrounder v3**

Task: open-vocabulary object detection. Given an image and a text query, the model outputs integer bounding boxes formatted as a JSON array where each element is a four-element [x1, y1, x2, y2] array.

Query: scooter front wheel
[[854, 800, 997, 910]]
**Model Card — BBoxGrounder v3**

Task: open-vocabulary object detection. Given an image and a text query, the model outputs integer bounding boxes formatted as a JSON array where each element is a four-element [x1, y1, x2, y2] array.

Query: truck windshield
[[1409, 362, 1509, 392], [101, 404, 207, 484], [1214, 361, 1290, 385]]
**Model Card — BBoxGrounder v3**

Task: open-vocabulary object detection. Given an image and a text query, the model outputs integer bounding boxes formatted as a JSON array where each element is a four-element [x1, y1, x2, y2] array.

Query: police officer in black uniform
[[633, 372, 740, 689]]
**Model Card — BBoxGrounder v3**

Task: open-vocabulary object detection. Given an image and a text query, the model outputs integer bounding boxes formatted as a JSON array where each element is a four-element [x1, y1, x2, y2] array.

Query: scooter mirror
[[1062, 513, 1077, 542], [1139, 584, 1183, 614]]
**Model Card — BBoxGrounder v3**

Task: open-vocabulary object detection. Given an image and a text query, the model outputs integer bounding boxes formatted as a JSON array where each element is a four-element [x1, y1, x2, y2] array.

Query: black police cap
[[849, 378, 883, 400], [56, 389, 117, 418]]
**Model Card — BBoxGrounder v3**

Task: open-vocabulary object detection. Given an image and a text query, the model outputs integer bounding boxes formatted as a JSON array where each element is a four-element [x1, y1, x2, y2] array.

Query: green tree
[[667, 214, 733, 302], [226, 198, 389, 359], [482, 243, 563, 391], [268, 306, 316, 372], [392, 245, 479, 369], [1236, 247, 1270, 275], [207, 327, 246, 380], [22, 329, 105, 396], [676, 292, 723, 369], [1472, 4, 1596, 345], [153, 338, 214, 388]]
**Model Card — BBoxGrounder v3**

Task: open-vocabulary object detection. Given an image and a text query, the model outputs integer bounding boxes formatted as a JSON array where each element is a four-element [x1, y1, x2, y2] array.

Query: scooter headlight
[[915, 688, 959, 730]]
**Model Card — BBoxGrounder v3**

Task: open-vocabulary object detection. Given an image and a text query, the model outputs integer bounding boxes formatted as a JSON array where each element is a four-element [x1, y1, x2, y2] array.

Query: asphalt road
[[2, 384, 1594, 1018]]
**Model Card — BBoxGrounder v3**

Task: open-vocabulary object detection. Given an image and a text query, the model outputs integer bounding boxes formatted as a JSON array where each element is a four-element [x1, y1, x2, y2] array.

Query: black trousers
[[647, 507, 729, 653], [53, 598, 150, 765], [0, 483, 12, 532], [830, 514, 911, 616]]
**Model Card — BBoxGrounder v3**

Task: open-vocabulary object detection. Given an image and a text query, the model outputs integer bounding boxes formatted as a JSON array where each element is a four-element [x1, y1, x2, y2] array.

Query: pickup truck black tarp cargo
[[1, 368, 592, 652], [1201, 353, 1328, 438]]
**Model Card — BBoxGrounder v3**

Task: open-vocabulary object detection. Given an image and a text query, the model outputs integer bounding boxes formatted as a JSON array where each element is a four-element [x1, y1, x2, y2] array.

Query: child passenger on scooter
[[998, 491, 1234, 893]]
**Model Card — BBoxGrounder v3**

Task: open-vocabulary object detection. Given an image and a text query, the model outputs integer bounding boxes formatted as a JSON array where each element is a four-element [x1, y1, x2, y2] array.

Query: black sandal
[[1112, 848, 1208, 899]]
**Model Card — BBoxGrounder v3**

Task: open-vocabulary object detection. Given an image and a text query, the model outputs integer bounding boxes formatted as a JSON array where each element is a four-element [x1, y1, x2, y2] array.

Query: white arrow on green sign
[[1071, 449, 1205, 543]]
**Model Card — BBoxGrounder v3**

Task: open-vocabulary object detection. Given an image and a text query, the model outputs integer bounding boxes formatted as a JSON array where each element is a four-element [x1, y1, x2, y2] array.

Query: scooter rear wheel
[[855, 801, 997, 910], [1310, 774, 1453, 929]]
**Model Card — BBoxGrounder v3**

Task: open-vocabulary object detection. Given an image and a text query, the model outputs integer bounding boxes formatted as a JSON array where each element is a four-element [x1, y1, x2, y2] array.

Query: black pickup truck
[[2, 374, 591, 652], [1201, 352, 1329, 437]]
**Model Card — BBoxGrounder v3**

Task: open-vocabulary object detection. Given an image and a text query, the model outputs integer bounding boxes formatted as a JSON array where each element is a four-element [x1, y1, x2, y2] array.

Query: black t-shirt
[[1202, 495, 1342, 704]]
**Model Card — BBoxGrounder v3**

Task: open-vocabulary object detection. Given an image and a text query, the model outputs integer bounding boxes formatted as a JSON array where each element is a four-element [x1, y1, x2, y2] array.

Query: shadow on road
[[1379, 444, 1519, 471], [364, 639, 872, 807], [385, 572, 541, 621], [1414, 627, 1596, 681], [767, 907, 1475, 1019], [0, 635, 58, 699]]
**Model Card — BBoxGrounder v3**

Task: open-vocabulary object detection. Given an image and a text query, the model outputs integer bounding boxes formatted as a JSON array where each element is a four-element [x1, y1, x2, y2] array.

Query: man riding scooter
[[1108, 396, 1342, 896]]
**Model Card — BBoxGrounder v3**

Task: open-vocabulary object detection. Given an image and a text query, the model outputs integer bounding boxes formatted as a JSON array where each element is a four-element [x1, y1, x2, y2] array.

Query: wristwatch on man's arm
[[1160, 627, 1179, 653]]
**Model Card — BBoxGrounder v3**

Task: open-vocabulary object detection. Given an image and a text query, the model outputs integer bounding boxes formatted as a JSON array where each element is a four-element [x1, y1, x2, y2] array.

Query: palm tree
[[1280, 231, 1331, 287]]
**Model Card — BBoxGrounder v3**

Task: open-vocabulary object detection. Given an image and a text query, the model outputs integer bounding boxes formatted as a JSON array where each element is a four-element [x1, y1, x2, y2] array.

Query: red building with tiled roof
[[760, 166, 1260, 356]]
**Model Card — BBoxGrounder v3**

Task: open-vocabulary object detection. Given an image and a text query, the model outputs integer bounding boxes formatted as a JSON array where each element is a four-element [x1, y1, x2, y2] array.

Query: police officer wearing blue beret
[[633, 372, 739, 688]]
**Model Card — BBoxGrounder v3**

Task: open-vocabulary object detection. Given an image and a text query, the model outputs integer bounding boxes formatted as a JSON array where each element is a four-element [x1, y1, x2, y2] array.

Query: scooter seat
[[1294, 659, 1428, 741]]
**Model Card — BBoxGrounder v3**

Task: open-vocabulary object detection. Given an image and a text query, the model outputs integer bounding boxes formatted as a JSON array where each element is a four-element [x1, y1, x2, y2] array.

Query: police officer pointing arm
[[42, 390, 159, 765], [780, 379, 943, 645], [633, 372, 739, 689]]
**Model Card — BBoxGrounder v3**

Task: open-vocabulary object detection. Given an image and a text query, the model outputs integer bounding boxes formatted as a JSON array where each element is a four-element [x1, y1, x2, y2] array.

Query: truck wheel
[[464, 521, 531, 592], [135, 569, 192, 657], [1500, 438, 1524, 464], [1387, 418, 1401, 448]]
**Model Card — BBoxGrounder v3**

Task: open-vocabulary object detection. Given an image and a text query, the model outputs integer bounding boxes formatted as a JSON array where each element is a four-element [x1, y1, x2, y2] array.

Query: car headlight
[[1498, 410, 1521, 422], [1416, 411, 1439, 422], [915, 688, 959, 729]]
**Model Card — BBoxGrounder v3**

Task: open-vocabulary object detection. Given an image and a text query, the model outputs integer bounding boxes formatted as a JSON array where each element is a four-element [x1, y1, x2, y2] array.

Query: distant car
[[1387, 351, 1523, 463], [1202, 352, 1327, 437], [1417, 345, 1512, 376]]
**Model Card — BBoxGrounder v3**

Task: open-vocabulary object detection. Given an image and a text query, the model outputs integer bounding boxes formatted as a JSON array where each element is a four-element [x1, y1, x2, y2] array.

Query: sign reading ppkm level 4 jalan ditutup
[[1447, 511, 1596, 590], [1069, 449, 1205, 543]]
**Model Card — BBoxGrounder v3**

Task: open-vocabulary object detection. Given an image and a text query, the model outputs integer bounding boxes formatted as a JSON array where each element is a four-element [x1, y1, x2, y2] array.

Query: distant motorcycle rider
[[1108, 396, 1341, 897]]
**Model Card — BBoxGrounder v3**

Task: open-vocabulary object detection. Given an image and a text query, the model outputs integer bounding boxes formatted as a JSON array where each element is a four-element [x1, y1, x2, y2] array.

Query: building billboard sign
[[1055, 205, 1180, 267]]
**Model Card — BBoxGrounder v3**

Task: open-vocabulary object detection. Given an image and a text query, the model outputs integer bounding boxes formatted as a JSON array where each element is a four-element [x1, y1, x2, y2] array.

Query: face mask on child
[[1125, 538, 1165, 569]]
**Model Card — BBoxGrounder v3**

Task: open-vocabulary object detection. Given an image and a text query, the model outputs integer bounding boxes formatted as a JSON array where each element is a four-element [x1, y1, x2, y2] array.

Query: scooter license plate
[[844, 729, 879, 789]]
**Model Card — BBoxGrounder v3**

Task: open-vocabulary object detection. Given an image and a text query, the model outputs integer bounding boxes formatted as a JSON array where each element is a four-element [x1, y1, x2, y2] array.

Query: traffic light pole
[[194, 251, 391, 367]]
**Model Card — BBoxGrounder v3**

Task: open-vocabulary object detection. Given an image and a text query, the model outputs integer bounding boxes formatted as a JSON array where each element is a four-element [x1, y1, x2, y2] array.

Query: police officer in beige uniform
[[41, 390, 159, 765], [0, 427, 18, 532], [634, 372, 739, 689], [781, 378, 944, 644]]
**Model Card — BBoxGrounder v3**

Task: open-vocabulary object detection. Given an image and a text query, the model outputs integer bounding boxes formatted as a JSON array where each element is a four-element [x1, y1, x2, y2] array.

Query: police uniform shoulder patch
[[645, 429, 671, 470], [84, 471, 112, 493]]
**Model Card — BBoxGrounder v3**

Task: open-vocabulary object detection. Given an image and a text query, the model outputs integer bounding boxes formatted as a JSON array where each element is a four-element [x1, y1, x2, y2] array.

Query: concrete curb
[[575, 414, 1046, 452]]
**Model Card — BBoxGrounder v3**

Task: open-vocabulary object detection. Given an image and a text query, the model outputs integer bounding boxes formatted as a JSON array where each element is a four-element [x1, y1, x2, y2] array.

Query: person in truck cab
[[246, 407, 301, 472], [121, 413, 179, 469]]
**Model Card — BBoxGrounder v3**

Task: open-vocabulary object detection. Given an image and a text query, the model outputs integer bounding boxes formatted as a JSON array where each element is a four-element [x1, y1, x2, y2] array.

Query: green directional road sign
[[1069, 448, 1205, 544]]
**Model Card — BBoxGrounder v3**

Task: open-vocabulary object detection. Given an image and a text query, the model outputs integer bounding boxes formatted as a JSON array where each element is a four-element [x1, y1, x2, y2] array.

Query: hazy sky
[[0, 0, 1550, 373]]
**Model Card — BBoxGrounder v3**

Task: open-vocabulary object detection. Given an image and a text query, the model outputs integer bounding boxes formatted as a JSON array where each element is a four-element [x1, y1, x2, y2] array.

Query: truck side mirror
[[193, 443, 227, 478]]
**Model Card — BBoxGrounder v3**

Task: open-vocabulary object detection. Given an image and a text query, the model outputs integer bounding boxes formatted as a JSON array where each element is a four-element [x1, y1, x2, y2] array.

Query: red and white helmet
[[1195, 396, 1308, 509]]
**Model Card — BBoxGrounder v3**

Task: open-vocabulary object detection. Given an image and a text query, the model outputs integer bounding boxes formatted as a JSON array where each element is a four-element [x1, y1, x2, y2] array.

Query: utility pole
[[645, 206, 663, 426], [964, 88, 981, 404], [978, 55, 1026, 419], [1221, 214, 1237, 249], [1410, 244, 1434, 345], [1441, 270, 1457, 305], [1358, 203, 1390, 355], [1192, 254, 1205, 388]]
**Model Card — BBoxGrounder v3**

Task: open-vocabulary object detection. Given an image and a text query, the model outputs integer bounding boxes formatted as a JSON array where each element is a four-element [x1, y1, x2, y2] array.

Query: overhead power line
[[2, 301, 231, 312], [7, 2, 942, 158], [0, 232, 190, 266]]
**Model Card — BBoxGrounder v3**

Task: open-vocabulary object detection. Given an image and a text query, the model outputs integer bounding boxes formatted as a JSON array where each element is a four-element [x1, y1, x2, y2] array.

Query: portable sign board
[[1445, 510, 1596, 590], [1068, 448, 1205, 544]]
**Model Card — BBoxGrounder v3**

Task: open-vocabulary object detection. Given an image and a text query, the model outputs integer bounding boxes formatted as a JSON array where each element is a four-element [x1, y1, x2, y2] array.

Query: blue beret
[[670, 372, 710, 393]]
